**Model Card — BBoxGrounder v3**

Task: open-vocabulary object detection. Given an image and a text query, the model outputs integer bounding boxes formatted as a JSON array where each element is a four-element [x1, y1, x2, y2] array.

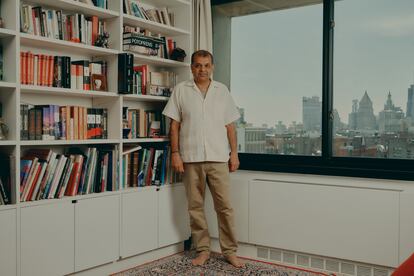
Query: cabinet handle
[[72, 200, 77, 204]]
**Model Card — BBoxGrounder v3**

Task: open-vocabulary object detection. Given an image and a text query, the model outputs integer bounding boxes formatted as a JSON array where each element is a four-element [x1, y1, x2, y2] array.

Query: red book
[[26, 163, 43, 201], [20, 52, 25, 84], [65, 155, 83, 196], [91, 16, 99, 46], [48, 56, 54, 86], [167, 38, 174, 58], [36, 54, 41, 85], [41, 54, 47, 86], [28, 52, 34, 85]]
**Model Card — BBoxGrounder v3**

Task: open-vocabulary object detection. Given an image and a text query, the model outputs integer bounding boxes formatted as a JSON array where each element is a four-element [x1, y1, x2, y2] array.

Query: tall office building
[[407, 85, 414, 118], [348, 99, 359, 130], [379, 92, 404, 133], [356, 91, 377, 131], [302, 96, 321, 131]]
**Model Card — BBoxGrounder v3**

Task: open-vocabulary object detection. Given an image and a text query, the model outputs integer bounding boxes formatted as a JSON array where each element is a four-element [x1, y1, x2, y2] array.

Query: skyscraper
[[379, 92, 404, 133], [356, 91, 376, 131], [407, 85, 414, 118], [302, 96, 321, 132], [348, 99, 358, 130]]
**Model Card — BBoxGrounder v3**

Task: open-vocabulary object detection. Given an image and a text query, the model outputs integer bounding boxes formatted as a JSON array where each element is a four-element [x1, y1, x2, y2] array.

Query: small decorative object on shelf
[[94, 32, 110, 48], [91, 74, 107, 91], [0, 103, 8, 140], [170, 48, 186, 62], [123, 128, 131, 139]]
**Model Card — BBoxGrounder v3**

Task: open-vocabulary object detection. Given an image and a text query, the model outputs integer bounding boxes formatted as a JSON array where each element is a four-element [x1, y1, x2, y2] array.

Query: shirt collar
[[186, 79, 219, 89]]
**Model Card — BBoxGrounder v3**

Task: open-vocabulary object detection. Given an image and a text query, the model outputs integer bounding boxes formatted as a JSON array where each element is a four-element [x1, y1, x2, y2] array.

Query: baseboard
[[210, 239, 394, 276], [70, 243, 184, 276]]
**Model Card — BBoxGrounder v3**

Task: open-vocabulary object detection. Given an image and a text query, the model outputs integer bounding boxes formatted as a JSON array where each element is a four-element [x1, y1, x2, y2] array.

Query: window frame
[[215, 0, 414, 181]]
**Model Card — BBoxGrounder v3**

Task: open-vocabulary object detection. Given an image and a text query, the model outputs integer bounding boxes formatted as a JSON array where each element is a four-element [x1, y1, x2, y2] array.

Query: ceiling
[[212, 0, 323, 17]]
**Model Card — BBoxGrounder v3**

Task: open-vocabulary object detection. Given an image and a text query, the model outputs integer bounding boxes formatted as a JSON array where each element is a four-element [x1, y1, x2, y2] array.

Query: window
[[333, 0, 414, 160], [212, 0, 414, 180], [230, 4, 323, 156]]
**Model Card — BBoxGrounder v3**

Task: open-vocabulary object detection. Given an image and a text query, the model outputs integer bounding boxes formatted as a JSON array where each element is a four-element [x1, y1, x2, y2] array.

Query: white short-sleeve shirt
[[162, 79, 240, 163]]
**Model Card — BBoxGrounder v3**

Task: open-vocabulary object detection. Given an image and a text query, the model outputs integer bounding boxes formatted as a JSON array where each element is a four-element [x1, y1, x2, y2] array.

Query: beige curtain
[[193, 0, 213, 53]]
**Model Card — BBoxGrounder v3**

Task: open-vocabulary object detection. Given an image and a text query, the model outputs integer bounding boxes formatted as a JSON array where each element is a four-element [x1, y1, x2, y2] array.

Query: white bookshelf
[[27, 0, 121, 18], [123, 14, 190, 36], [123, 94, 169, 102], [140, 0, 191, 7], [20, 138, 121, 146], [18, 189, 120, 208], [0, 81, 17, 88], [0, 28, 17, 38], [0, 0, 192, 275], [122, 137, 169, 143], [20, 33, 120, 56], [21, 84, 119, 98], [132, 52, 191, 67]]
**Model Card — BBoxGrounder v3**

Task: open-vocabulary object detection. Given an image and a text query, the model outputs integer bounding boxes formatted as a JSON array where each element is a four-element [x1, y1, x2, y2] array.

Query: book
[[122, 145, 142, 155]]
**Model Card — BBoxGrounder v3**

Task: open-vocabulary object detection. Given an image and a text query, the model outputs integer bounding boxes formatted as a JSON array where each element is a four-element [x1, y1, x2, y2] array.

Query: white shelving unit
[[0, 0, 192, 275]]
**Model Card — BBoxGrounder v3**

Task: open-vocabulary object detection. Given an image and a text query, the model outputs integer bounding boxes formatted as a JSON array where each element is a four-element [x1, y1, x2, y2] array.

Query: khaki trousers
[[183, 162, 238, 257]]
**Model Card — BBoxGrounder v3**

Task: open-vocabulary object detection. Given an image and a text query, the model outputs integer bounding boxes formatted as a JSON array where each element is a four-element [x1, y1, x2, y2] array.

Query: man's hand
[[171, 152, 184, 173], [228, 152, 239, 172]]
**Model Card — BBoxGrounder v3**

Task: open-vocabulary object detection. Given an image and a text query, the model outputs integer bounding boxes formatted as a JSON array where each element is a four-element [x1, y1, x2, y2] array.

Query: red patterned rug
[[111, 251, 334, 276]]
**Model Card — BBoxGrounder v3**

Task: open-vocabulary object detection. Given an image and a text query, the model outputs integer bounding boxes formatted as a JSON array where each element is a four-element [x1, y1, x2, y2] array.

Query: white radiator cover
[[204, 171, 414, 268], [249, 179, 399, 267]]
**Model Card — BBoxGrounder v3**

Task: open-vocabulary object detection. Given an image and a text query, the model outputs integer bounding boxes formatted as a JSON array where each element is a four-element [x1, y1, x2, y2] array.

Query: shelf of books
[[23, 0, 120, 19], [0, 0, 192, 208]]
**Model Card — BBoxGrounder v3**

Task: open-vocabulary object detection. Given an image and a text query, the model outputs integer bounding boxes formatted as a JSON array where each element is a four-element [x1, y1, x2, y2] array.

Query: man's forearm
[[226, 123, 238, 154], [170, 121, 180, 153]]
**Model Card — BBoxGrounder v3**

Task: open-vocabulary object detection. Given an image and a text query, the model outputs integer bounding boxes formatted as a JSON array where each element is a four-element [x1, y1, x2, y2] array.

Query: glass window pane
[[333, 0, 414, 159], [231, 3, 323, 155]]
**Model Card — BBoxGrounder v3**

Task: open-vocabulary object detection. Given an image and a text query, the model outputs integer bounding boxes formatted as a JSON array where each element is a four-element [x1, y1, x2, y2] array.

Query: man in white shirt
[[162, 50, 244, 267]]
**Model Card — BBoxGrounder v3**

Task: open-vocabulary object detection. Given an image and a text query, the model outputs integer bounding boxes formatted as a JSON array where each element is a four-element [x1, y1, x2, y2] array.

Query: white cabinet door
[[75, 195, 119, 272], [21, 202, 74, 276], [0, 208, 16, 276], [121, 188, 157, 258], [158, 184, 190, 247]]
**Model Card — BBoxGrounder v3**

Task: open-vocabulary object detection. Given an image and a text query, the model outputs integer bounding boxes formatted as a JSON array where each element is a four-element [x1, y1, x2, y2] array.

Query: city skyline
[[231, 0, 414, 127], [239, 90, 409, 130]]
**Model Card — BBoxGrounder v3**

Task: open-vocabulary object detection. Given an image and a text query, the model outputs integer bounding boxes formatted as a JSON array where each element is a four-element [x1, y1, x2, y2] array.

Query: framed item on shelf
[[91, 74, 107, 91]]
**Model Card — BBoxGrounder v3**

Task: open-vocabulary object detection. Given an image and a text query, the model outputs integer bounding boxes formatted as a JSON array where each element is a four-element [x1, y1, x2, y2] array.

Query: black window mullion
[[322, 0, 334, 160]]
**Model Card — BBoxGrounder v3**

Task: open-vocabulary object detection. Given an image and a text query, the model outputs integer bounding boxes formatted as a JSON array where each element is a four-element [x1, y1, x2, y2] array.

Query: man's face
[[191, 55, 214, 83]]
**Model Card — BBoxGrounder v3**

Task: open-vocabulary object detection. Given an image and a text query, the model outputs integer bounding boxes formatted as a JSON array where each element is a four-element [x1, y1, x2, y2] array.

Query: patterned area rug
[[112, 251, 333, 276]]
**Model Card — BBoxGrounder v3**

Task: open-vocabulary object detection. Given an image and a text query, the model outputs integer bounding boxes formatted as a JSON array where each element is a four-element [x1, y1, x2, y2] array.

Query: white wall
[[205, 170, 414, 268]]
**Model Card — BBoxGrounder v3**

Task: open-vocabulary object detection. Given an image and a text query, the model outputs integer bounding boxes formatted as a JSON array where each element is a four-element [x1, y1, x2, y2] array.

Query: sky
[[230, 0, 414, 127]]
